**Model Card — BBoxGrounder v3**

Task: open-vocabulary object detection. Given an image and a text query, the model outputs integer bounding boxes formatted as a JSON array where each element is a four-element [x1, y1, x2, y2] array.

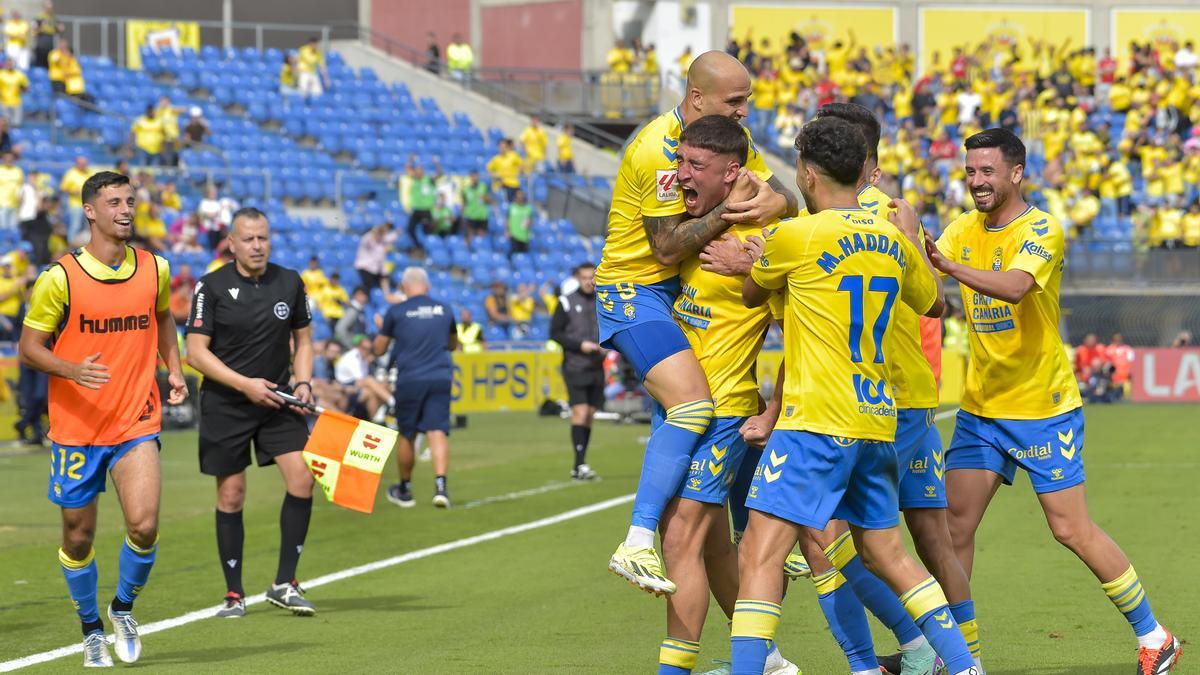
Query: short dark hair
[[81, 171, 131, 207], [964, 128, 1026, 169], [815, 102, 881, 162], [679, 115, 749, 166], [573, 262, 596, 275], [794, 117, 866, 187], [230, 206, 268, 226], [353, 285, 367, 296]]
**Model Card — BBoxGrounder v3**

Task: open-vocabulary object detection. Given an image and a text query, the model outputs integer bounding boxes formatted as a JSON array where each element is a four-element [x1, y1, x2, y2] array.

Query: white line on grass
[[461, 479, 592, 509], [0, 493, 635, 672]]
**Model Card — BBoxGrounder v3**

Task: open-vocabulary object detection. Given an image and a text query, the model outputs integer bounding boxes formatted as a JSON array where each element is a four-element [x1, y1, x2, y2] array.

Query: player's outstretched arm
[[19, 327, 110, 389], [922, 231, 1035, 304], [741, 276, 771, 308], [721, 173, 798, 225], [643, 170, 758, 265], [155, 309, 188, 405], [888, 199, 945, 317]]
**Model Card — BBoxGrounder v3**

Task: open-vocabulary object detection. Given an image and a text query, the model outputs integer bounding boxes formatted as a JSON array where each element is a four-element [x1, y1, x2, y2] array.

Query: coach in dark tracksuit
[[374, 266, 457, 509], [550, 262, 603, 481]]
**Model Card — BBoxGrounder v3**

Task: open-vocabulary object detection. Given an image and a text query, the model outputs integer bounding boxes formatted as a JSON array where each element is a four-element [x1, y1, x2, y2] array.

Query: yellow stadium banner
[[451, 350, 567, 413], [125, 20, 201, 71], [919, 7, 1089, 75], [730, 5, 897, 59], [1112, 8, 1200, 70]]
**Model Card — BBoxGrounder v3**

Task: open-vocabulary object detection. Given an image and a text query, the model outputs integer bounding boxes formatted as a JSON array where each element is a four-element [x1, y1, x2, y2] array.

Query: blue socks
[[899, 578, 975, 674], [1102, 565, 1158, 637], [60, 547, 101, 635], [658, 638, 700, 674], [813, 568, 878, 672], [114, 536, 158, 611], [824, 531, 923, 645], [629, 400, 714, 531], [730, 600, 781, 675], [949, 599, 981, 661]]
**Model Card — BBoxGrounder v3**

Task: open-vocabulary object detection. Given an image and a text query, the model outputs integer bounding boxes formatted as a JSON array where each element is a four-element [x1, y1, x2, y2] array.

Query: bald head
[[682, 51, 751, 124], [687, 51, 748, 91]]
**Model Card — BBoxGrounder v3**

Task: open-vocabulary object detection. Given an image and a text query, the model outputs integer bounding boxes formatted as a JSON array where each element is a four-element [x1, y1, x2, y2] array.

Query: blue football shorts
[[596, 278, 691, 381], [746, 429, 900, 531], [675, 416, 751, 505], [895, 408, 947, 509], [48, 434, 161, 508], [945, 408, 1086, 494]]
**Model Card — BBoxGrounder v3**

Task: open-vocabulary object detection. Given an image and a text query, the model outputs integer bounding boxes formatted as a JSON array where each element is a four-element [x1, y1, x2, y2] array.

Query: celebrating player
[[730, 117, 979, 675], [598, 49, 798, 595], [19, 171, 188, 667], [186, 207, 318, 618], [653, 114, 796, 675], [781, 102, 976, 674], [928, 128, 1181, 674]]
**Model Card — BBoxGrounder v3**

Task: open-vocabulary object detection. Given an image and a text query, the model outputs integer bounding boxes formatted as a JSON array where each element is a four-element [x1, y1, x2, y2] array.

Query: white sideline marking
[[461, 479, 592, 509], [0, 493, 635, 672]]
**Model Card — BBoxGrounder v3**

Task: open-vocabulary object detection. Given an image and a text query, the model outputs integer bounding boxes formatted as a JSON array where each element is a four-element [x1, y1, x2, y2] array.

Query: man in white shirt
[[18, 169, 39, 224], [956, 86, 982, 126], [1174, 41, 1198, 72], [334, 334, 393, 422]]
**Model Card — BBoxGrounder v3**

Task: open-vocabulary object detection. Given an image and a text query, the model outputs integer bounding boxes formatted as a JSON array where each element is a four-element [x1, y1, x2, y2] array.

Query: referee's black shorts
[[564, 369, 605, 408], [198, 387, 310, 476]]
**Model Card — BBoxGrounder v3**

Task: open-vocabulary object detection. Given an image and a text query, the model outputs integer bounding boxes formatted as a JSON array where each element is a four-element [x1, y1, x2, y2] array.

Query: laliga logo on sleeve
[[274, 301, 290, 320]]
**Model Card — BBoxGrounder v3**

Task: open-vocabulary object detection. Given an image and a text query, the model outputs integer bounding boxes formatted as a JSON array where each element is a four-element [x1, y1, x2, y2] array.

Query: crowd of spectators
[[721, 30, 1200, 249]]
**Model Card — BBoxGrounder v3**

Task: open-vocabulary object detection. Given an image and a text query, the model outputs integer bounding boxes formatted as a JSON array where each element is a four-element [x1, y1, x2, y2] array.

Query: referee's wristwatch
[[293, 381, 312, 392]]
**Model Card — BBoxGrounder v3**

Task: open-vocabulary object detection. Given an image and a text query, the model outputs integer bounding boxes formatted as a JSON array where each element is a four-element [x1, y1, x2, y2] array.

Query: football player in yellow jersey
[[730, 116, 979, 675], [651, 114, 798, 675], [761, 103, 978, 674], [927, 129, 1181, 675], [597, 50, 799, 596]]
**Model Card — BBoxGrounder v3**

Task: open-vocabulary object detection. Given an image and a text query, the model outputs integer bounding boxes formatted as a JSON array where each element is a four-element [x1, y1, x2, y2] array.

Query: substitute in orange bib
[[19, 171, 188, 667], [185, 207, 317, 619]]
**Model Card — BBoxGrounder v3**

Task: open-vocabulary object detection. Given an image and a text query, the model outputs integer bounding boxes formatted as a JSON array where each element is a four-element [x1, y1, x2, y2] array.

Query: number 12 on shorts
[[53, 447, 86, 480], [837, 274, 898, 363]]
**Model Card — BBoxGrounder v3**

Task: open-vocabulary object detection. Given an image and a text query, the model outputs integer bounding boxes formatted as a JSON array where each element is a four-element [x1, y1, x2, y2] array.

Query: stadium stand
[[4, 41, 607, 350]]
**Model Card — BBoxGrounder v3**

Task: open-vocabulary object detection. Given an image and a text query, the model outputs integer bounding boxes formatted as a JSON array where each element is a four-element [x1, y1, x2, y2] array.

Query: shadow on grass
[[988, 665, 1130, 675], [147, 641, 306, 665], [310, 594, 443, 614]]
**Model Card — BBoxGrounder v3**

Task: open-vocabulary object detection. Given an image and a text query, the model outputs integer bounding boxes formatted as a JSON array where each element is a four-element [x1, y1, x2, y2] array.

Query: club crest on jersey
[[656, 169, 679, 202], [961, 247, 971, 262], [992, 247, 1004, 271], [274, 301, 290, 320], [623, 302, 636, 319]]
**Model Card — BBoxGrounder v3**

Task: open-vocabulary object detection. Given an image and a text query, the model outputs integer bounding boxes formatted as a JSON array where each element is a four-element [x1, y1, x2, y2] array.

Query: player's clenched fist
[[71, 352, 111, 390]]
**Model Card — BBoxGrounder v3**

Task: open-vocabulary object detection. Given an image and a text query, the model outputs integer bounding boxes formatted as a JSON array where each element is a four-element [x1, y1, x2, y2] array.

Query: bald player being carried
[[597, 51, 799, 596]]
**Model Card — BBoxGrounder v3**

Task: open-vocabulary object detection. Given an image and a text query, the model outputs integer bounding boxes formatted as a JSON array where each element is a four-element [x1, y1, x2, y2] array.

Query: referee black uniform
[[185, 207, 318, 617], [550, 264, 604, 479]]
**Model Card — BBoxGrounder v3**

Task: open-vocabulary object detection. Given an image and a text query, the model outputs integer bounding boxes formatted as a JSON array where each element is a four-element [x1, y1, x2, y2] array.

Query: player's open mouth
[[972, 189, 993, 202], [681, 186, 698, 208]]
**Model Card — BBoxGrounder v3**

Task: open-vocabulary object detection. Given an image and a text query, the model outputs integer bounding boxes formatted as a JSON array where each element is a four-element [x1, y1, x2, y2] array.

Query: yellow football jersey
[[752, 208, 938, 441], [675, 221, 782, 417], [935, 206, 1082, 419], [596, 107, 773, 286], [858, 184, 938, 409]]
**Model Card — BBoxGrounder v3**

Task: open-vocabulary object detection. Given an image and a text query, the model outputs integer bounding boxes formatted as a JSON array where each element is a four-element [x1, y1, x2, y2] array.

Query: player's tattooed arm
[[643, 208, 733, 266]]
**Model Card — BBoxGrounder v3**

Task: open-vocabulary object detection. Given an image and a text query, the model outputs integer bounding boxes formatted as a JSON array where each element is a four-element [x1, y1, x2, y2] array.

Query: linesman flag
[[279, 393, 397, 514]]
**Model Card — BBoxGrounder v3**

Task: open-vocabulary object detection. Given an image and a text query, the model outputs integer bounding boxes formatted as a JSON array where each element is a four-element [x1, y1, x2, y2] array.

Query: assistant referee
[[185, 207, 318, 618], [550, 262, 603, 480]]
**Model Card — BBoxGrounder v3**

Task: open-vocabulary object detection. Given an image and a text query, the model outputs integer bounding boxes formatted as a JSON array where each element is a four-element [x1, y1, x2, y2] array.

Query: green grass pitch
[[0, 404, 1196, 673]]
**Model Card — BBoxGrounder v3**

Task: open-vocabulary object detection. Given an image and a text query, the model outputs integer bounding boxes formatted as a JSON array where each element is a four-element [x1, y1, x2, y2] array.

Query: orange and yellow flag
[[301, 410, 397, 514]]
